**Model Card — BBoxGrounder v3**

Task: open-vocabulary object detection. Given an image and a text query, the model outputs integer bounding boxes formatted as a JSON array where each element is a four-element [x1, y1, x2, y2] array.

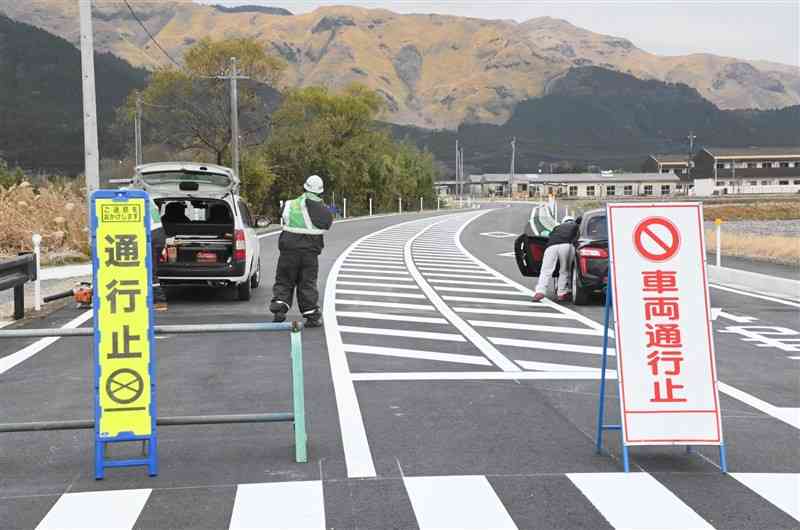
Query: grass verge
[[0, 181, 89, 265], [705, 229, 799, 266]]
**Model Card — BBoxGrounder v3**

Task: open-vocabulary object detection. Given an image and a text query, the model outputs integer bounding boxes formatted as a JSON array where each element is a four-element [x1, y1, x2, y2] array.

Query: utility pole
[[455, 140, 459, 201], [509, 137, 516, 199], [229, 57, 240, 178], [134, 93, 143, 166], [459, 147, 464, 200], [205, 57, 248, 177], [79, 0, 99, 191], [687, 131, 697, 183]]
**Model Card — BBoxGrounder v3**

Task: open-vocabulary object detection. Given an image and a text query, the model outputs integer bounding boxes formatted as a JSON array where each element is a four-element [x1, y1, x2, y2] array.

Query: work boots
[[270, 299, 289, 322], [303, 308, 323, 328]]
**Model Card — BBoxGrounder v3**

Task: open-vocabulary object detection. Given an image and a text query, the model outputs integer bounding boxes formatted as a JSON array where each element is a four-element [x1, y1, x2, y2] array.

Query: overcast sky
[[200, 1, 799, 66]]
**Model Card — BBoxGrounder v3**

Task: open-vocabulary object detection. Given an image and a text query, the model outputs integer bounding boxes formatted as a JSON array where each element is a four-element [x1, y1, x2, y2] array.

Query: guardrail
[[0, 253, 37, 319], [0, 321, 308, 476]]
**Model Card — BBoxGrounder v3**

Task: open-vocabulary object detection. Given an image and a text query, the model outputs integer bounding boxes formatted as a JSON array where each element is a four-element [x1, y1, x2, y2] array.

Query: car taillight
[[578, 247, 608, 258], [234, 229, 246, 262], [578, 246, 608, 275]]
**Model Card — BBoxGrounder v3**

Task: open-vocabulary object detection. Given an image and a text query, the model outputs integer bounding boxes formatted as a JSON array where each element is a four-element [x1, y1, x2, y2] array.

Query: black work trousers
[[271, 250, 320, 315]]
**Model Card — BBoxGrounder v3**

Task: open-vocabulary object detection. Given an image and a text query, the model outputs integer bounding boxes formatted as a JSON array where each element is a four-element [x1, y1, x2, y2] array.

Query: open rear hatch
[[135, 163, 239, 199]]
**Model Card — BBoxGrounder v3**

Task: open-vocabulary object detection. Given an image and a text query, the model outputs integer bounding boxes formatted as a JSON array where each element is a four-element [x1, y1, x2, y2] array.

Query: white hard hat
[[304, 174, 324, 194]]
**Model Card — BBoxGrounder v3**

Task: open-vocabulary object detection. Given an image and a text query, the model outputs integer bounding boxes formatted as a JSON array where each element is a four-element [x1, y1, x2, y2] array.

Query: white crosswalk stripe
[[36, 489, 152, 530], [403, 475, 518, 529], [567, 473, 714, 530], [229, 481, 325, 530], [22, 473, 797, 529], [731, 473, 800, 522]]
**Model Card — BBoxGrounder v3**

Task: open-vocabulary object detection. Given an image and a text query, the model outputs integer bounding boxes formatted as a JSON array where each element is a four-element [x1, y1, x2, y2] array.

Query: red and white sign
[[607, 202, 723, 445]]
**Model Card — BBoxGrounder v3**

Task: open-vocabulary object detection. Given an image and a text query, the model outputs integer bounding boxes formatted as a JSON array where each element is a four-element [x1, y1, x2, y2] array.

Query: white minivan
[[133, 162, 269, 301]]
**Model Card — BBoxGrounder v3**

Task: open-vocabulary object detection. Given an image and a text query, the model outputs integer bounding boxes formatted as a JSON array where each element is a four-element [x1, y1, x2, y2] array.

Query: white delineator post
[[419, 197, 423, 212], [343, 198, 347, 219], [79, 0, 99, 192], [398, 197, 402, 214], [437, 197, 440, 210], [32, 233, 42, 311], [368, 197, 373, 217], [715, 218, 722, 267]]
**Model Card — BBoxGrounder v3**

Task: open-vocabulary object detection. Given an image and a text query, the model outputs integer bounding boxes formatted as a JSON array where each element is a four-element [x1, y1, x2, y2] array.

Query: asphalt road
[[1, 205, 798, 529]]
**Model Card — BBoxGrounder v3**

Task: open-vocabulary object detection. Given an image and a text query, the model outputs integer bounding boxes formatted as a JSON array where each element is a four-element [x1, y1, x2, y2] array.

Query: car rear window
[[584, 215, 608, 238], [142, 171, 231, 188]]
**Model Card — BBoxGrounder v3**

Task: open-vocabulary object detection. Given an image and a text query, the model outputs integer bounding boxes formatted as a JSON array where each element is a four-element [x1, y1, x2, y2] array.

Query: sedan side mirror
[[255, 217, 271, 228]]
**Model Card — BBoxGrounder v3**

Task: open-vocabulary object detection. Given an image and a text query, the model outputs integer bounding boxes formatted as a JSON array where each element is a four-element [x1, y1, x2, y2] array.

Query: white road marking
[[340, 263, 407, 270], [716, 309, 758, 323], [567, 473, 713, 530], [479, 231, 517, 238], [413, 256, 475, 263], [424, 272, 499, 280], [405, 216, 520, 372], [345, 344, 492, 366], [731, 473, 800, 522], [470, 320, 604, 336], [335, 300, 436, 311], [336, 281, 420, 290], [229, 481, 325, 530], [428, 278, 510, 287], [454, 307, 578, 320], [515, 359, 610, 373], [710, 284, 800, 308], [490, 337, 616, 356], [718, 382, 799, 430], [0, 310, 93, 375], [497, 251, 515, 257], [339, 268, 409, 276], [339, 325, 466, 342], [442, 295, 540, 306], [36, 488, 151, 530], [338, 274, 414, 282], [337, 311, 447, 324], [345, 258, 404, 265], [435, 286, 529, 296], [418, 266, 486, 273], [403, 475, 517, 530], [335, 289, 426, 299], [353, 371, 614, 381]]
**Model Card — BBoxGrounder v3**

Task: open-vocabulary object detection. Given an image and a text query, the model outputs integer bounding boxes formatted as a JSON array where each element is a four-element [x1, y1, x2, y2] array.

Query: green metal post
[[290, 324, 307, 463]]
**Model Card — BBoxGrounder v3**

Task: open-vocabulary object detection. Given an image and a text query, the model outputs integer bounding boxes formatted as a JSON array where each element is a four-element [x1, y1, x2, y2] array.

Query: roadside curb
[[708, 264, 800, 302]]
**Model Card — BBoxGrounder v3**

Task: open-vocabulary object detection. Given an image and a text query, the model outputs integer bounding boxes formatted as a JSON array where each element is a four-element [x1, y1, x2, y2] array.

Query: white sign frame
[[607, 202, 724, 446]]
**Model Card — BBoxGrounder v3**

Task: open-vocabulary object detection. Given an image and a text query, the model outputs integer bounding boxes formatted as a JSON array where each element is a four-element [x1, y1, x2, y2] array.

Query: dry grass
[[703, 200, 800, 221], [705, 229, 800, 265], [0, 181, 89, 265]]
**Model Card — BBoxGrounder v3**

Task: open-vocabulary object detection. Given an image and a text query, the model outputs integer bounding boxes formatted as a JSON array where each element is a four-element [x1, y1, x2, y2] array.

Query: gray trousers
[[535, 243, 574, 296]]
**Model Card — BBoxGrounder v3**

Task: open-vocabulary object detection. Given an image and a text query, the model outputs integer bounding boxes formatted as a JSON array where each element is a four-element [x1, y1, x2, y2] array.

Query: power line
[[122, 0, 182, 69]]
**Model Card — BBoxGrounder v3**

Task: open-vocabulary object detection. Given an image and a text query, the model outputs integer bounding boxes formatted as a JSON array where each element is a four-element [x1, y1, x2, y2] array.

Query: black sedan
[[514, 208, 609, 304]]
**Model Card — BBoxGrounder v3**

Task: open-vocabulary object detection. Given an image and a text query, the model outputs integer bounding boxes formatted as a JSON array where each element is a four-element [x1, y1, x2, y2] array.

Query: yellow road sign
[[93, 195, 154, 438]]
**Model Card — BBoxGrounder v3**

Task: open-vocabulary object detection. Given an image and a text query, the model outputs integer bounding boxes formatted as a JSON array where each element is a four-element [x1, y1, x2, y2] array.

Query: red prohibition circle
[[633, 217, 681, 262]]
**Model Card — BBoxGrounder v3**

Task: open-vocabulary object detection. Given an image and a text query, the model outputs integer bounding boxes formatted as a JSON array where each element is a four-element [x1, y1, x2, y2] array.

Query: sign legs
[[595, 279, 629, 471]]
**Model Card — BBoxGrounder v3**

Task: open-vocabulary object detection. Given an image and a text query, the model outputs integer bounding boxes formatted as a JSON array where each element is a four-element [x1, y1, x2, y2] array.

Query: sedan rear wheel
[[572, 265, 591, 305]]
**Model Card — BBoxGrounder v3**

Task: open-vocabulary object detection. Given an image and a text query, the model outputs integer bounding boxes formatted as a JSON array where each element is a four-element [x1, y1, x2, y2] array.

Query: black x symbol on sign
[[106, 368, 144, 405]]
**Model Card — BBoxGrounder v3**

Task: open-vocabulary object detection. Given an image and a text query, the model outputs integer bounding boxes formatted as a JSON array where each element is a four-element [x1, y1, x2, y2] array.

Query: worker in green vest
[[269, 175, 333, 327]]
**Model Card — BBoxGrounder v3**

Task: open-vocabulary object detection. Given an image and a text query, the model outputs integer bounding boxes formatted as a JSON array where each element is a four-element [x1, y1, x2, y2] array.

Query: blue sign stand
[[594, 276, 728, 473], [91, 189, 158, 479]]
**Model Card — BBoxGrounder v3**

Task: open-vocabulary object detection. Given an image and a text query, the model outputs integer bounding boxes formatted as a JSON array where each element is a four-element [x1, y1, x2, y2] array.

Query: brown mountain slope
[[1, 1, 797, 129]]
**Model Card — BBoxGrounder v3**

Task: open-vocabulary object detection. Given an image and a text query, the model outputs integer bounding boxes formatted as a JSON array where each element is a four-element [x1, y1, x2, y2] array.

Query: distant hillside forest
[[393, 67, 800, 174], [0, 13, 798, 177], [0, 14, 147, 174]]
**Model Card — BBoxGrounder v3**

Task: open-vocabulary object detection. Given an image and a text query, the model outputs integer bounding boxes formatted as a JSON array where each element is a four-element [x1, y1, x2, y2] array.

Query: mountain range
[[1, 1, 798, 130]]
